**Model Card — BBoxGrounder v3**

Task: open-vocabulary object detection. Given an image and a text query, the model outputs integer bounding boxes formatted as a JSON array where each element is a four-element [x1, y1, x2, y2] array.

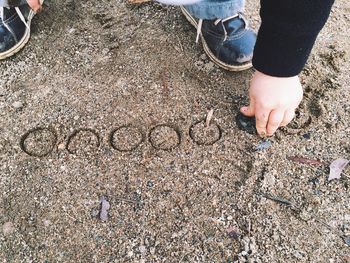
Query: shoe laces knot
[[196, 13, 248, 43]]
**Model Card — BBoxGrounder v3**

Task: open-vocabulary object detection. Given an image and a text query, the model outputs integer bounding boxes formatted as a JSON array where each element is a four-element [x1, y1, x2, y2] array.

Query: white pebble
[[3, 222, 15, 236], [12, 101, 23, 109], [139, 245, 147, 254]]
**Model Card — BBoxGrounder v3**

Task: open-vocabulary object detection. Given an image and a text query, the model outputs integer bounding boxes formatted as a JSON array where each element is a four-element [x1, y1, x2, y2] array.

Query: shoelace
[[196, 13, 248, 43], [0, 6, 30, 42]]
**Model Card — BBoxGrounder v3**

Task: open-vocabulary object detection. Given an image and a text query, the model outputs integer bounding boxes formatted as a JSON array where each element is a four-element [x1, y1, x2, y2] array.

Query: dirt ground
[[0, 0, 349, 262]]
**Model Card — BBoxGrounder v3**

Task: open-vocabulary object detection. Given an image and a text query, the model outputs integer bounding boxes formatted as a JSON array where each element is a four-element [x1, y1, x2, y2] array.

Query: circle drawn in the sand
[[235, 113, 256, 135], [20, 127, 57, 157], [284, 111, 312, 135], [110, 125, 144, 152], [149, 124, 181, 150], [66, 129, 100, 155], [189, 120, 222, 146]]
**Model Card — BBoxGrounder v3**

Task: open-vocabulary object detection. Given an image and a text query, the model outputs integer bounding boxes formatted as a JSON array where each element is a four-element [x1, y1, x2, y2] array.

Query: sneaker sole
[[0, 0, 43, 60], [180, 6, 252, 72]]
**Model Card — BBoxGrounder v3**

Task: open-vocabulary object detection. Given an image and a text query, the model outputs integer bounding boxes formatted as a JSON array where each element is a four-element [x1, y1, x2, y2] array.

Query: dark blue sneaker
[[181, 6, 256, 71], [0, 1, 42, 60]]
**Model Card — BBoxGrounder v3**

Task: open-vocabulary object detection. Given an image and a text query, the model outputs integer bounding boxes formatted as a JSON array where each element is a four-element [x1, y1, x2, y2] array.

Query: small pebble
[[12, 101, 23, 109], [3, 222, 15, 236], [204, 61, 215, 71], [200, 54, 207, 60], [58, 143, 66, 150], [68, 28, 76, 34], [235, 113, 256, 134], [139, 245, 146, 254], [343, 236, 350, 246], [302, 133, 311, 139], [43, 220, 51, 227], [226, 227, 240, 240]]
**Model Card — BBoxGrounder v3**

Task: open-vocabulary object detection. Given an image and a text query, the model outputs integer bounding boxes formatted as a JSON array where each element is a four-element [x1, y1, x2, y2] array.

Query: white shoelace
[[15, 6, 30, 30], [196, 13, 247, 43], [0, 6, 30, 42]]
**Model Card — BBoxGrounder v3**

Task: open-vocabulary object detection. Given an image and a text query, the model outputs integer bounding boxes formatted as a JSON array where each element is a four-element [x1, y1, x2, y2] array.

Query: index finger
[[255, 106, 271, 137]]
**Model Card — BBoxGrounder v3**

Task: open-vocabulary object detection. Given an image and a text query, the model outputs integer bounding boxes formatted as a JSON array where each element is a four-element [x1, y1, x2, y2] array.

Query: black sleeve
[[252, 0, 335, 77]]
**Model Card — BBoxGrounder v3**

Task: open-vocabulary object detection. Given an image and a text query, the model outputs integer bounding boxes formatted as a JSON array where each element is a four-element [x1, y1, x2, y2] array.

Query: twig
[[127, 0, 151, 3], [257, 192, 301, 211], [257, 192, 348, 244], [261, 193, 293, 206], [115, 197, 139, 204], [314, 218, 348, 241], [287, 156, 325, 166]]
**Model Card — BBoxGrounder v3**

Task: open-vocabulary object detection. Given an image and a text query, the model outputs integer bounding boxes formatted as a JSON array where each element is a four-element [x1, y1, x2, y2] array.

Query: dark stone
[[235, 113, 256, 134]]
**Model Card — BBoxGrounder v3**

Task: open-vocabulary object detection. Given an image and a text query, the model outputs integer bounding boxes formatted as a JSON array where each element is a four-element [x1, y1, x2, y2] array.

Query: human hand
[[26, 0, 42, 13], [240, 70, 303, 137]]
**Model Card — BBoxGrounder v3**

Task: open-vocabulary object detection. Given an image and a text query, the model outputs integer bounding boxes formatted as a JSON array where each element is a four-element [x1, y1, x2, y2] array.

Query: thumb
[[240, 99, 255, 117], [26, 0, 42, 13]]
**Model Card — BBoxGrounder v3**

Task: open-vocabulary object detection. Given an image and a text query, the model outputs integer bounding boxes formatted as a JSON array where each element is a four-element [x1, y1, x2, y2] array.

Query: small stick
[[115, 197, 139, 204], [206, 109, 214, 128], [258, 192, 301, 211], [128, 0, 151, 3], [262, 193, 294, 206], [258, 192, 348, 244]]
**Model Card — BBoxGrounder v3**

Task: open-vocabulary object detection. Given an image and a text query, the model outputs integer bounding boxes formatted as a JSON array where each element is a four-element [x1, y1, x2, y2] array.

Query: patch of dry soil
[[0, 0, 349, 262]]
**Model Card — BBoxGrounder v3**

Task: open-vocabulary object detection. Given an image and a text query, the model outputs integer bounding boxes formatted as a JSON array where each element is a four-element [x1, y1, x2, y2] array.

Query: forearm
[[253, 0, 335, 77]]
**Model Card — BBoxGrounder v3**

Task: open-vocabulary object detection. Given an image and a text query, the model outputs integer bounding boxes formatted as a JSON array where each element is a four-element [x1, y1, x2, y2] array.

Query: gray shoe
[[0, 0, 43, 60]]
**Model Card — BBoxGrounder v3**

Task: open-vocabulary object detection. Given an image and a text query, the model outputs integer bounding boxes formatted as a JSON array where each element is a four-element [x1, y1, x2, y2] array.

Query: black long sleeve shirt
[[253, 0, 335, 77]]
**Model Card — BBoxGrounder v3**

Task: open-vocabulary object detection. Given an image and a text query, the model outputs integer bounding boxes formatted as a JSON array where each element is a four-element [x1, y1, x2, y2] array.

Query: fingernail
[[241, 106, 248, 112], [259, 132, 266, 138]]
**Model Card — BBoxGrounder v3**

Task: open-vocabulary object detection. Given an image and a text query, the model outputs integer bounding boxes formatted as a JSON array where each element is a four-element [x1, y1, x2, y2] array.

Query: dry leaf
[[254, 140, 272, 151], [328, 158, 349, 181], [226, 227, 240, 240], [100, 196, 111, 221], [206, 109, 214, 128]]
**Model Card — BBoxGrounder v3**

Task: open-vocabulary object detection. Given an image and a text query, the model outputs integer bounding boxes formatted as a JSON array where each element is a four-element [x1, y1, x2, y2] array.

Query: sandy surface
[[0, 0, 349, 262]]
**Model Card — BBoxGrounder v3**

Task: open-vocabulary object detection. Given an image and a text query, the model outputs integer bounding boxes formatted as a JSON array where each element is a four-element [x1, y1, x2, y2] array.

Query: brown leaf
[[100, 196, 110, 222], [287, 156, 323, 166]]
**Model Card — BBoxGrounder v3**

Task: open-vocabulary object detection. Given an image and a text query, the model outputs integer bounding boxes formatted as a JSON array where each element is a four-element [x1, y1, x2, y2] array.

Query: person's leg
[[185, 0, 245, 20], [181, 0, 256, 71], [0, 0, 42, 60]]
